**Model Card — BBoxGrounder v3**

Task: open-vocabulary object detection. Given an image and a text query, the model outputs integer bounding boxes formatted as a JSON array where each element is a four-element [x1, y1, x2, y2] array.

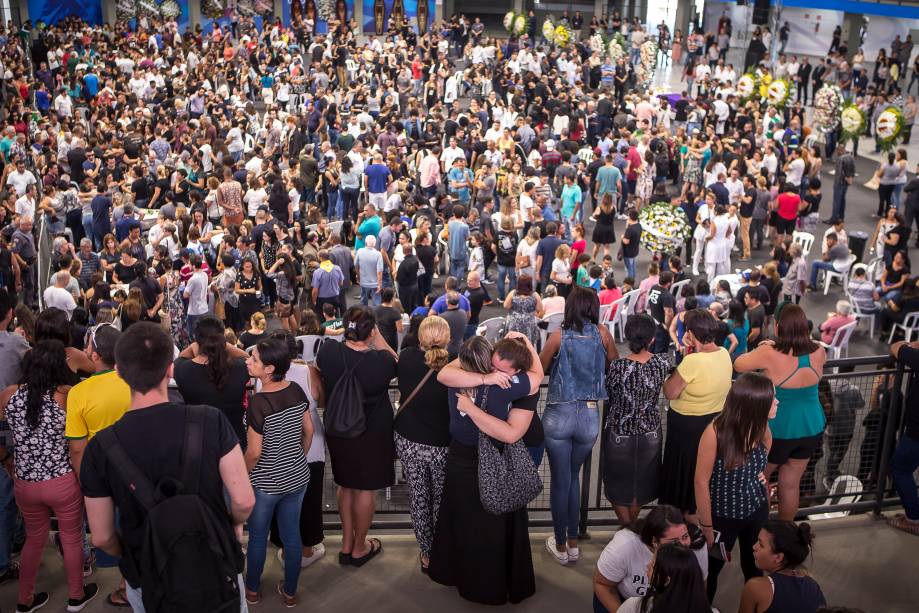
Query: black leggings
[[707, 503, 769, 602]]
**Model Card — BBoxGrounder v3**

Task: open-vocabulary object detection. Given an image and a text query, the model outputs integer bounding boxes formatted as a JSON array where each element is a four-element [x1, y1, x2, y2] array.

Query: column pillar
[[274, 0, 283, 25], [188, 0, 202, 31], [514, 0, 524, 13], [593, 0, 603, 20], [102, 0, 116, 25], [355, 0, 364, 34], [436, 1, 446, 24]]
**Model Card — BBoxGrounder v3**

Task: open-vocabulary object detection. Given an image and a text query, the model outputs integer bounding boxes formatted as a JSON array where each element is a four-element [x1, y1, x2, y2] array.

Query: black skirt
[[428, 441, 536, 605], [603, 427, 661, 507], [659, 410, 718, 514], [327, 429, 395, 491], [592, 223, 617, 245]]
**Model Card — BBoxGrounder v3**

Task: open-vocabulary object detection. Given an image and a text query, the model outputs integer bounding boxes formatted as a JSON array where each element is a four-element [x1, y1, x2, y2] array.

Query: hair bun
[[797, 522, 813, 545]]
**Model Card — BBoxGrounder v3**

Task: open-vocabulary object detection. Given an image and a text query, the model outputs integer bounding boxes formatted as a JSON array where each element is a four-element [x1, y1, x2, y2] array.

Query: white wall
[[860, 15, 919, 64], [779, 8, 842, 58]]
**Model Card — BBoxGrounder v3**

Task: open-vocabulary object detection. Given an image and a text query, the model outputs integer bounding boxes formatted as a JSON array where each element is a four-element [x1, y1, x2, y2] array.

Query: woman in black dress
[[316, 306, 398, 567], [591, 192, 617, 260], [235, 258, 262, 327], [429, 332, 543, 605]]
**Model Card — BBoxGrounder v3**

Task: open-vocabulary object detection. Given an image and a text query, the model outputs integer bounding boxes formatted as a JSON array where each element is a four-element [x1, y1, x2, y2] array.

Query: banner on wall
[[362, 0, 434, 35], [28, 0, 103, 26], [201, 0, 274, 34], [283, 0, 354, 34]]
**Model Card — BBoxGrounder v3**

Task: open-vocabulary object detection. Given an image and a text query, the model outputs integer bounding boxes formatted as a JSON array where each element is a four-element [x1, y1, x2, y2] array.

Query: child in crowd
[[320, 302, 344, 335]]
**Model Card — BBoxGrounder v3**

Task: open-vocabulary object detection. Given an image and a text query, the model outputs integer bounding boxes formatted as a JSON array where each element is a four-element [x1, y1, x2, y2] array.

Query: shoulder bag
[[394, 368, 434, 420], [475, 386, 543, 515]]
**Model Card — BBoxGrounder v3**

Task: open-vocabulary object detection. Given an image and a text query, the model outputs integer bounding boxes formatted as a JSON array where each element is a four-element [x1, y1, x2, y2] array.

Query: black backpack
[[97, 406, 243, 613], [323, 342, 369, 439]]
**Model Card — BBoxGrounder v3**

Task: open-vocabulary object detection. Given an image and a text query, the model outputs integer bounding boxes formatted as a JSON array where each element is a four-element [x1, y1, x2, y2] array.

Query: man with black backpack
[[81, 322, 255, 613]]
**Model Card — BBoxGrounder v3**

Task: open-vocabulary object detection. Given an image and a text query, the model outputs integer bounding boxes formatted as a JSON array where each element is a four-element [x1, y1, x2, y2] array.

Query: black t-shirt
[[173, 357, 250, 443], [898, 346, 919, 438], [802, 192, 821, 216], [647, 284, 675, 329], [465, 285, 491, 326], [80, 403, 239, 588], [746, 303, 766, 344], [374, 305, 403, 352], [884, 226, 910, 258], [238, 330, 266, 349], [131, 177, 151, 201], [622, 222, 642, 258], [114, 262, 137, 284], [394, 347, 451, 447], [518, 392, 544, 447], [740, 187, 756, 217], [415, 244, 437, 276], [736, 284, 770, 308], [316, 342, 396, 432]]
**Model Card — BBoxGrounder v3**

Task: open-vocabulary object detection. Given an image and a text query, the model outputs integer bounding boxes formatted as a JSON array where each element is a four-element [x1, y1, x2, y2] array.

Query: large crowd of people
[[0, 7, 915, 613]]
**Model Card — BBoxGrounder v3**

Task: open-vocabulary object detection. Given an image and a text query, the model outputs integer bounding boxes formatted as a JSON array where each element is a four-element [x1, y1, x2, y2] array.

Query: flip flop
[[338, 551, 352, 565], [106, 588, 131, 608], [349, 538, 382, 567]]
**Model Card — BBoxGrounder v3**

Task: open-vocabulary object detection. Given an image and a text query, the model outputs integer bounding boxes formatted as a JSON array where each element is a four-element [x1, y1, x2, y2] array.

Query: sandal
[[338, 551, 352, 565], [887, 513, 919, 536], [420, 552, 429, 575], [106, 589, 131, 608], [349, 538, 382, 567]]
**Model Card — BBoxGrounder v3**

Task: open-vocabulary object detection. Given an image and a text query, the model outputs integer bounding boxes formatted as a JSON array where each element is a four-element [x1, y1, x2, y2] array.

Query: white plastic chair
[[608, 294, 629, 341], [245, 345, 257, 355], [539, 312, 565, 349], [865, 256, 885, 284], [792, 231, 815, 258], [819, 320, 857, 361], [888, 312, 919, 343], [807, 475, 863, 520], [846, 289, 877, 338], [304, 223, 319, 235], [822, 253, 857, 295], [476, 317, 506, 344], [670, 278, 691, 300], [598, 303, 613, 327], [296, 334, 325, 363], [622, 288, 642, 316], [327, 220, 344, 236]]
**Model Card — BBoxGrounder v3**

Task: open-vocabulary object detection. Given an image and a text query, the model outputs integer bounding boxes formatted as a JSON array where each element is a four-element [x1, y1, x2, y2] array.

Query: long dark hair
[[713, 373, 774, 470], [642, 544, 711, 613], [761, 520, 815, 570], [20, 340, 71, 429], [774, 304, 819, 356], [563, 285, 599, 332], [628, 504, 686, 547], [195, 317, 230, 390]]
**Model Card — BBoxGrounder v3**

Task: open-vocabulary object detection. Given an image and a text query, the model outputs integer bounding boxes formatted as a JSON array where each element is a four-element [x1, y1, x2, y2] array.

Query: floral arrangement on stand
[[813, 84, 843, 134], [608, 36, 625, 62], [236, 0, 256, 17], [875, 106, 904, 152], [840, 102, 867, 144], [553, 24, 571, 46], [116, 0, 136, 21], [639, 201, 691, 254], [504, 11, 528, 37], [756, 71, 773, 101], [542, 17, 555, 43], [159, 0, 182, 19], [589, 33, 605, 55], [318, 0, 336, 21], [137, 0, 161, 18], [765, 77, 796, 109], [736, 73, 757, 101], [634, 40, 658, 90], [202, 0, 227, 20]]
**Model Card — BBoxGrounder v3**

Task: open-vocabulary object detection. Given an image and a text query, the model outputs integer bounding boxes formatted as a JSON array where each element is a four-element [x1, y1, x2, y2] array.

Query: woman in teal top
[[725, 300, 750, 359], [734, 304, 827, 521]]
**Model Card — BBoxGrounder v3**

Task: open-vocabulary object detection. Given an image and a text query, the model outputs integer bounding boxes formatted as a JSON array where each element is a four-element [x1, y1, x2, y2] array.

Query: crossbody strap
[[180, 405, 208, 496], [96, 427, 158, 511], [395, 369, 434, 418]]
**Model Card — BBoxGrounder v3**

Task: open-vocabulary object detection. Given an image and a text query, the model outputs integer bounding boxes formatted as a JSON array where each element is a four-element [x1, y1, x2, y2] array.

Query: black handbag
[[475, 386, 543, 515]]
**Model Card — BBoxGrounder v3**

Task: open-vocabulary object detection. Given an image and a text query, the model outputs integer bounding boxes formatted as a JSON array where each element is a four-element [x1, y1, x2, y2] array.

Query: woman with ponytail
[[740, 520, 826, 613], [394, 316, 452, 573], [617, 543, 714, 613], [174, 316, 251, 443]]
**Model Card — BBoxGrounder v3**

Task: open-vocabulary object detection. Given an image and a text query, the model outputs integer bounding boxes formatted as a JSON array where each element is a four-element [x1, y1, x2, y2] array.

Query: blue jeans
[[892, 433, 919, 521], [528, 443, 545, 469], [809, 261, 838, 288], [360, 286, 381, 306], [449, 258, 467, 281], [543, 400, 600, 545], [186, 313, 203, 342], [496, 264, 516, 300], [340, 187, 361, 221], [326, 189, 341, 220], [831, 183, 848, 221], [245, 485, 307, 596], [623, 257, 636, 281], [893, 183, 905, 210], [127, 573, 248, 612], [0, 467, 21, 573]]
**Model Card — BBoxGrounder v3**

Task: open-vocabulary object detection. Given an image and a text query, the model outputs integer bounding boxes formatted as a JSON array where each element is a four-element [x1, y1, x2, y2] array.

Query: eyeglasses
[[85, 322, 117, 353]]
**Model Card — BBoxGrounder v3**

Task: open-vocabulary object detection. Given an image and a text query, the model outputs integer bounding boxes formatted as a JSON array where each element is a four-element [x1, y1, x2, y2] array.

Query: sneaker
[[616, 213, 628, 220], [277, 543, 327, 568], [245, 589, 261, 605], [567, 546, 580, 562], [67, 583, 99, 612], [17, 592, 49, 613], [0, 561, 20, 584], [545, 536, 568, 565], [277, 581, 297, 608]]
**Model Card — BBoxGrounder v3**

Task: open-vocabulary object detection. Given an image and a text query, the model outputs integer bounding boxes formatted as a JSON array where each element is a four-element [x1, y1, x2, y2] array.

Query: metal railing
[[312, 354, 912, 531]]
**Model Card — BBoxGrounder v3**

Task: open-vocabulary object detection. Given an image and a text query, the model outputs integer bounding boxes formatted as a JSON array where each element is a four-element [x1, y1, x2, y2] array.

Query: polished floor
[[1, 514, 916, 612]]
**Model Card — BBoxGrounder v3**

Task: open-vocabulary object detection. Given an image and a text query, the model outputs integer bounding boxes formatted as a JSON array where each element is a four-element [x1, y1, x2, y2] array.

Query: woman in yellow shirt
[[661, 309, 733, 516]]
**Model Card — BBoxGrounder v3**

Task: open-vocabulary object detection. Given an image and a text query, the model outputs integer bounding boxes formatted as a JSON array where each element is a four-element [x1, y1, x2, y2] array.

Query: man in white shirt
[[725, 168, 745, 206], [43, 271, 77, 319], [440, 138, 466, 172], [784, 149, 806, 187], [712, 94, 730, 135], [6, 160, 36, 196], [54, 91, 73, 118], [183, 254, 210, 340]]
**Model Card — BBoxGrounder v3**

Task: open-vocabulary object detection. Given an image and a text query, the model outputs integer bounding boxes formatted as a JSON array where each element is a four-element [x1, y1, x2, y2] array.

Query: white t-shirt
[[6, 170, 36, 196], [243, 187, 268, 217], [43, 286, 76, 318], [184, 270, 209, 316], [519, 193, 535, 221], [785, 158, 805, 186], [596, 529, 709, 600], [619, 597, 716, 613], [551, 258, 571, 284]]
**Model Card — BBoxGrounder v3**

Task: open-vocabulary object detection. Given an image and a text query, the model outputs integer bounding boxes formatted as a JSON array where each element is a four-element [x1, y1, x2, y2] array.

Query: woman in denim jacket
[[539, 286, 618, 565]]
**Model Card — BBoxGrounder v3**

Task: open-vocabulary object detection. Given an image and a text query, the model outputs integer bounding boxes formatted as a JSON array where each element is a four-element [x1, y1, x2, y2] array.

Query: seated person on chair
[[818, 300, 856, 344], [880, 277, 919, 337], [807, 232, 849, 291]]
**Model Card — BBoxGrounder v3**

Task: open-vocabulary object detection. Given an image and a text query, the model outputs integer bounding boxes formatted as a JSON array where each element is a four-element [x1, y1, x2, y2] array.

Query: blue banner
[[28, 0, 102, 26], [283, 0, 353, 34]]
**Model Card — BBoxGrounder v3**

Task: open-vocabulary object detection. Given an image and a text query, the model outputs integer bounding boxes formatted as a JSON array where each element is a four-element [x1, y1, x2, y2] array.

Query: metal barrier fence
[[312, 354, 912, 531]]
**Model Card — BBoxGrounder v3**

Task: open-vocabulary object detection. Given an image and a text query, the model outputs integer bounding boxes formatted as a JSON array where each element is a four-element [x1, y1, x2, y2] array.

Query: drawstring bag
[[475, 386, 543, 515]]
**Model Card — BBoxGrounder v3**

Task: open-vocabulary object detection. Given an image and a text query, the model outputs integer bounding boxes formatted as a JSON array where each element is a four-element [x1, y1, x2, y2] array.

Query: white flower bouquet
[[765, 77, 795, 109], [840, 102, 867, 143], [542, 18, 555, 43], [116, 0, 136, 21], [608, 39, 624, 62], [875, 106, 904, 151], [736, 74, 757, 101], [503, 11, 516, 32], [813, 84, 843, 134], [513, 14, 528, 36], [634, 40, 658, 89], [159, 0, 181, 19], [639, 201, 691, 253], [589, 34, 605, 55], [137, 0, 161, 18]]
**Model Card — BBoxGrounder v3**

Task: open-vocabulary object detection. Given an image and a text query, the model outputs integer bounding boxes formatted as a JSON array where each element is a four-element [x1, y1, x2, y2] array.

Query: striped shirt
[[247, 383, 310, 494], [710, 444, 768, 519]]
